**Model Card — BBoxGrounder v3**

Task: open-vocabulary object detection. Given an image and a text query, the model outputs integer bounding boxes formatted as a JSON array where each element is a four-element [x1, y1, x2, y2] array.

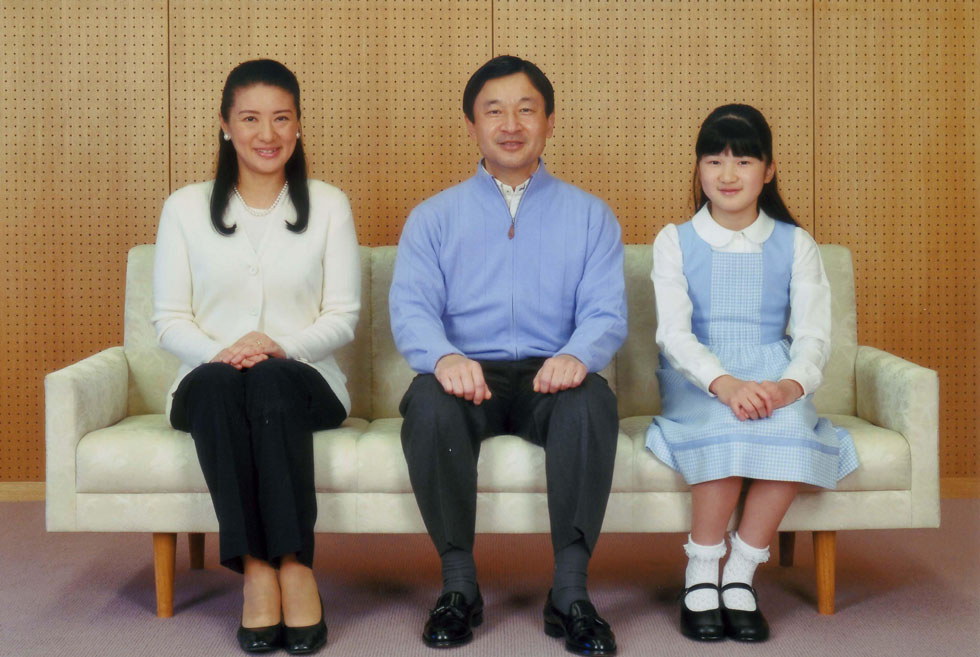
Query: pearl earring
[[296, 131, 301, 139], [223, 133, 231, 141]]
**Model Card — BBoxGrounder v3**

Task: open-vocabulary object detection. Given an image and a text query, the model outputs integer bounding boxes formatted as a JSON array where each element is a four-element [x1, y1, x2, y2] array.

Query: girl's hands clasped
[[709, 375, 803, 421], [211, 331, 287, 369]]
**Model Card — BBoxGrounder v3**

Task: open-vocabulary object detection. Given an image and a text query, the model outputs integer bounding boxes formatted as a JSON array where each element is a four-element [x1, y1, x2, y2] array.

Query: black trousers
[[399, 358, 619, 556], [171, 359, 346, 573]]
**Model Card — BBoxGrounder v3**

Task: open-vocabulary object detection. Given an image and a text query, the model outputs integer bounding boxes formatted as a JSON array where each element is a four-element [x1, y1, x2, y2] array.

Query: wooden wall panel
[[493, 0, 814, 244], [2, 2, 976, 483], [0, 1, 169, 481], [169, 0, 492, 246], [814, 1, 978, 477]]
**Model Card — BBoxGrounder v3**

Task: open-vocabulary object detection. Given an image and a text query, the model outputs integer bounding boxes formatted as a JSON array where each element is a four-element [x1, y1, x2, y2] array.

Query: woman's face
[[220, 83, 299, 183]]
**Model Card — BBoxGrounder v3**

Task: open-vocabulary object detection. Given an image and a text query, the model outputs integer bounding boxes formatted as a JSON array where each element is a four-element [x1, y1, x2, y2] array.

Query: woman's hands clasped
[[211, 331, 287, 369], [709, 375, 804, 421]]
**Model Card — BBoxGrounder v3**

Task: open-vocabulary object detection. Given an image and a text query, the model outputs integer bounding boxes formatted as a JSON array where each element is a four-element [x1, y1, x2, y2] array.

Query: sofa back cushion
[[811, 245, 857, 415], [123, 241, 857, 420], [614, 245, 661, 418], [370, 246, 420, 418], [124, 245, 180, 415]]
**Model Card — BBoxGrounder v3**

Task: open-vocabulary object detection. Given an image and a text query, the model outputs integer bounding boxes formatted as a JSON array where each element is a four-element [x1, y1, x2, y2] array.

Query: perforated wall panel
[[169, 0, 491, 246], [1, 0, 169, 480], [495, 0, 814, 243], [1, 1, 976, 482], [814, 0, 978, 476]]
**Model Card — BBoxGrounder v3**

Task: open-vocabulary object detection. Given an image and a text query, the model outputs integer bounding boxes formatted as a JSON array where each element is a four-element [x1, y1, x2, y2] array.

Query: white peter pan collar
[[691, 204, 776, 247]]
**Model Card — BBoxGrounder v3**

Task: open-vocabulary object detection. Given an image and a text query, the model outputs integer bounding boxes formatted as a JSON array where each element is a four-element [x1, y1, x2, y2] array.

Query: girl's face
[[219, 83, 299, 184], [698, 148, 775, 228]]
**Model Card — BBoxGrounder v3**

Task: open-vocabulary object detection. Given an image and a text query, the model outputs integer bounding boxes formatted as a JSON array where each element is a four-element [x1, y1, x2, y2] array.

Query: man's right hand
[[434, 354, 492, 405]]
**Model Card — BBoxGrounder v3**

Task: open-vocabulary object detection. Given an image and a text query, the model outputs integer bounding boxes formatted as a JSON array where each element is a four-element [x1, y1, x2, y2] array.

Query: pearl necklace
[[234, 182, 289, 216]]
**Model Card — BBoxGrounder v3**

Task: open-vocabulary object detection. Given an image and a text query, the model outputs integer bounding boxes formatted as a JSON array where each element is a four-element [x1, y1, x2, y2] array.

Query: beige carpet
[[2, 499, 977, 657]]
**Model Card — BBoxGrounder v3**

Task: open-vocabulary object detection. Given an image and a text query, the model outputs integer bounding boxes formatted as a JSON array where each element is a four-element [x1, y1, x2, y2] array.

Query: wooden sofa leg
[[813, 530, 836, 615], [778, 531, 795, 567], [153, 533, 177, 618], [189, 533, 205, 570]]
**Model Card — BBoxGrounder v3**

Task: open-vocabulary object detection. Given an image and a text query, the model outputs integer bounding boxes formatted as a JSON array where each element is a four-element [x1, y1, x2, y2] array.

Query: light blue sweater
[[390, 162, 627, 374]]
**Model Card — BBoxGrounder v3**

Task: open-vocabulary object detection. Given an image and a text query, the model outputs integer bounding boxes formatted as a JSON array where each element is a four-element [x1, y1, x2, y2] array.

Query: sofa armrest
[[855, 345, 940, 527], [45, 346, 130, 530]]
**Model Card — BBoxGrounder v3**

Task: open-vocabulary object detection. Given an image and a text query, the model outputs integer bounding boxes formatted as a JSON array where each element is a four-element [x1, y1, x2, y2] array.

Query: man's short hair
[[463, 55, 555, 122]]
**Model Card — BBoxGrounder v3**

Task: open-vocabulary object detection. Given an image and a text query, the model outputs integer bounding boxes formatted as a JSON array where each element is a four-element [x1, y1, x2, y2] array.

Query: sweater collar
[[475, 158, 551, 189], [691, 204, 776, 247]]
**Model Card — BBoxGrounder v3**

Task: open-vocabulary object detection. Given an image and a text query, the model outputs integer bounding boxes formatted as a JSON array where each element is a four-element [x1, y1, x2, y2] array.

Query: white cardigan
[[152, 179, 361, 420]]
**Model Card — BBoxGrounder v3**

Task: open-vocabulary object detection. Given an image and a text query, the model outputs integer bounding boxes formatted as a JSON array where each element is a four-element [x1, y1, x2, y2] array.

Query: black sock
[[440, 548, 478, 604], [552, 539, 590, 614]]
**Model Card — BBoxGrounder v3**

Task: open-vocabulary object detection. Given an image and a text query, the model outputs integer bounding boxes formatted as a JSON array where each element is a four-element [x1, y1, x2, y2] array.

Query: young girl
[[646, 104, 859, 642]]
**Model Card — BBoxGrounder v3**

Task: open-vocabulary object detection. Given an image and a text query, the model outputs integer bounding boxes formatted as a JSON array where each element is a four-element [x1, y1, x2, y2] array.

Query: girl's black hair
[[693, 104, 797, 226], [211, 59, 309, 235]]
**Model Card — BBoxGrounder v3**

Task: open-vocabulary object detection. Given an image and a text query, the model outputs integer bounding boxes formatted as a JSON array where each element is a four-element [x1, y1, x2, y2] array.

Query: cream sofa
[[45, 244, 939, 617]]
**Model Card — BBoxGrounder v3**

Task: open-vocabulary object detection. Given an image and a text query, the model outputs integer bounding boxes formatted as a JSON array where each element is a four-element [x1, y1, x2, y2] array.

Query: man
[[389, 55, 626, 656]]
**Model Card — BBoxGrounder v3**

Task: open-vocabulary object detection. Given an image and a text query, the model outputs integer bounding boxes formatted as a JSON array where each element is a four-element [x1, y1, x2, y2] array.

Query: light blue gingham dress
[[645, 220, 859, 488]]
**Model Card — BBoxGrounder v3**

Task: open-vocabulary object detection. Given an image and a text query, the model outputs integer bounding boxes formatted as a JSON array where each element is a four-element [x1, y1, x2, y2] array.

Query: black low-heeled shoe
[[237, 620, 283, 653], [720, 582, 769, 642], [679, 583, 725, 641], [543, 590, 617, 656], [283, 595, 327, 655], [422, 589, 484, 648]]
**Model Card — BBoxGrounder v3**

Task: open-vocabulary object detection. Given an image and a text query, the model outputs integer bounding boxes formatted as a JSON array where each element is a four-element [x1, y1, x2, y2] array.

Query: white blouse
[[651, 205, 832, 397], [152, 179, 361, 418]]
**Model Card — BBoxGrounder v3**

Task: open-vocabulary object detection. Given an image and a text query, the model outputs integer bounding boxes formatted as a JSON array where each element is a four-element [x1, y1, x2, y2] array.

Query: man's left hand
[[533, 354, 588, 394]]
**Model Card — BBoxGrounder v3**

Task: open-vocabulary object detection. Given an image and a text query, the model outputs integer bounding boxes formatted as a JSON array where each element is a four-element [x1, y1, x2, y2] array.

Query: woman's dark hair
[[463, 55, 555, 122], [211, 59, 309, 235], [693, 104, 797, 226]]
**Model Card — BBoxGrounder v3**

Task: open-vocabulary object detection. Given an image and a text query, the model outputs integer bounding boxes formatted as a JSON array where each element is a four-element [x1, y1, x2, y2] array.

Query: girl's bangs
[[696, 117, 765, 160]]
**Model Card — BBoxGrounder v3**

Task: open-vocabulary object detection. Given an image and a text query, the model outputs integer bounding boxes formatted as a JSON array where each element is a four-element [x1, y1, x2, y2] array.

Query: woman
[[153, 59, 360, 654]]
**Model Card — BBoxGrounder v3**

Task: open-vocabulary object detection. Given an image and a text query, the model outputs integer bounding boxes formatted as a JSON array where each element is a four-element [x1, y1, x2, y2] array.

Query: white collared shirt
[[651, 205, 832, 396], [483, 164, 530, 218]]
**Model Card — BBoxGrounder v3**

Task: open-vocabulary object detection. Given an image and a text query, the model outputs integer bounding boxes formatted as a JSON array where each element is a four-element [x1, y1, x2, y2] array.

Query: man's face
[[465, 72, 555, 187]]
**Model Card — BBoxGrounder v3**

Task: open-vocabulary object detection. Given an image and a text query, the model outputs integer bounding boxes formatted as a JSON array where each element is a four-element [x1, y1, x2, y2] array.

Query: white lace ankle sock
[[683, 536, 727, 612], [721, 532, 770, 611]]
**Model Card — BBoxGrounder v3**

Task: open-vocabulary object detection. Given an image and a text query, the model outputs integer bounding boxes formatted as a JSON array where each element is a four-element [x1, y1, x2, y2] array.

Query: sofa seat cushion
[[811, 414, 911, 492], [76, 414, 368, 494], [356, 418, 635, 494], [624, 413, 911, 493], [622, 416, 689, 492]]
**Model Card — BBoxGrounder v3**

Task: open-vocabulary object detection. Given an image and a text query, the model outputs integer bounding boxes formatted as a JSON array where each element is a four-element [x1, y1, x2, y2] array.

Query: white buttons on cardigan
[[248, 265, 258, 275], [249, 307, 259, 316]]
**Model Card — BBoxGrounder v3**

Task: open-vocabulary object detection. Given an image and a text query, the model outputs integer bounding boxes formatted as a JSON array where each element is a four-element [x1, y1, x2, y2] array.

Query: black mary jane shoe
[[720, 582, 770, 642], [679, 583, 725, 641], [283, 596, 327, 655], [422, 590, 484, 648], [237, 620, 283, 654], [543, 590, 617, 656]]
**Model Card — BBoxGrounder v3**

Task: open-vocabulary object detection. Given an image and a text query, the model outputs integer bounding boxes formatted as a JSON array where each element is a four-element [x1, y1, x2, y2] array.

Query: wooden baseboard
[[941, 477, 980, 499], [0, 482, 45, 501]]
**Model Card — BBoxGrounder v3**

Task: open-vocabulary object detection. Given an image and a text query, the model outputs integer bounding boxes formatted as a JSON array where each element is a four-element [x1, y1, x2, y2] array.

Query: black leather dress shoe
[[720, 582, 769, 642], [237, 621, 283, 653], [679, 583, 725, 641], [543, 590, 617, 656], [422, 590, 484, 648], [283, 596, 327, 654]]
